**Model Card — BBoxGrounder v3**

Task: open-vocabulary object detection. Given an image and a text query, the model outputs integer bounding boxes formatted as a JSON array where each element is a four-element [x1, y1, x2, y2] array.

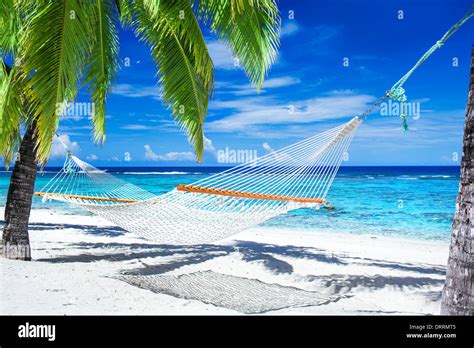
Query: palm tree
[[440, 47, 474, 315], [0, 0, 280, 260]]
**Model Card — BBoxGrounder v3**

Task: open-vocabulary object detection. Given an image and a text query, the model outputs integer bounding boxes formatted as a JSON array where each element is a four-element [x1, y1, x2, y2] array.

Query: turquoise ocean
[[0, 166, 459, 241]]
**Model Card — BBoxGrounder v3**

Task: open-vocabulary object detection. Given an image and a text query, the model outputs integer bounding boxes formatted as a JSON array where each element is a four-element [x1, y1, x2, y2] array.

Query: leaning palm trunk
[[440, 48, 474, 315], [1, 122, 37, 260]]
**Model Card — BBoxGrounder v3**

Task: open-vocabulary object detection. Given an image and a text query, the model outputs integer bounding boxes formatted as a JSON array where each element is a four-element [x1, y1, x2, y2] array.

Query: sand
[[0, 208, 449, 315]]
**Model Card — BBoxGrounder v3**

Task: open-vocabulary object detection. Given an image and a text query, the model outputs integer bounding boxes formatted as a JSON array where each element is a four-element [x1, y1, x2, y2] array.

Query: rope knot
[[388, 86, 407, 102], [388, 87, 409, 131], [435, 40, 444, 48]]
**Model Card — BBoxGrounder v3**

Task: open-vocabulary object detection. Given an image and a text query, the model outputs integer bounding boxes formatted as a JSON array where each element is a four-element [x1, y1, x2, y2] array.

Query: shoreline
[[0, 208, 449, 315]]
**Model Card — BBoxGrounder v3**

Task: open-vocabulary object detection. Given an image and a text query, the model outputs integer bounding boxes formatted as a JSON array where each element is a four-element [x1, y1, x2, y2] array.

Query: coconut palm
[[440, 47, 474, 315], [0, 0, 280, 260]]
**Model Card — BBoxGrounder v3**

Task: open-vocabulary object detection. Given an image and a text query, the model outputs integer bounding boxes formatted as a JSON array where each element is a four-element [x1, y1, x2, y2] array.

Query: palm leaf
[[196, 0, 280, 89], [84, 0, 120, 144], [115, 0, 133, 27], [0, 0, 22, 57], [0, 1, 38, 167], [133, 0, 214, 161], [19, 0, 95, 163], [0, 60, 24, 168]]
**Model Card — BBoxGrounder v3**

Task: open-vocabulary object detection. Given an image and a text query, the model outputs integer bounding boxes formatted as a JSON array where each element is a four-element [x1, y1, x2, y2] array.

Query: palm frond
[[196, 0, 280, 89], [19, 0, 95, 163], [0, 60, 24, 168], [134, 0, 214, 161], [115, 0, 133, 27], [84, 0, 120, 144], [0, 0, 20, 57], [0, 0, 38, 57]]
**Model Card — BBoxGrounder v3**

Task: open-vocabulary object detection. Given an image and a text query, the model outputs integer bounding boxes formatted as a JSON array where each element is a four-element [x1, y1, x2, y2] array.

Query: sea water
[[0, 166, 459, 241]]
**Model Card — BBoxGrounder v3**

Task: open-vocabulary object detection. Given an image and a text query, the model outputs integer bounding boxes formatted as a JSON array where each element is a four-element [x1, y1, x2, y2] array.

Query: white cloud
[[312, 25, 341, 45], [87, 154, 99, 161], [121, 120, 181, 133], [121, 125, 152, 130], [263, 76, 301, 88], [50, 135, 80, 158], [207, 40, 238, 70], [353, 109, 465, 146], [144, 145, 158, 160], [144, 145, 195, 161], [215, 76, 301, 96], [262, 142, 274, 153], [324, 89, 357, 96], [204, 135, 216, 153], [280, 22, 300, 37], [124, 152, 132, 162], [207, 91, 376, 132], [111, 83, 162, 100]]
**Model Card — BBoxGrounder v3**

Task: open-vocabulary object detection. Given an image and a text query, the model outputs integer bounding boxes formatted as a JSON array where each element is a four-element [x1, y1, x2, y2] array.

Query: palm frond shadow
[[30, 221, 445, 299]]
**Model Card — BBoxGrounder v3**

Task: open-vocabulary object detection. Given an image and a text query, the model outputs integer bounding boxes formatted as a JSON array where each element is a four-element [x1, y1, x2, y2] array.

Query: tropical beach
[[1, 1, 474, 345], [0, 208, 449, 315], [0, 166, 456, 314]]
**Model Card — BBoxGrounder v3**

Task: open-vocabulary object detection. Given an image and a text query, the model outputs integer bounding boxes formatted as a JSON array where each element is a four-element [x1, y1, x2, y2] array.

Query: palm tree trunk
[[1, 122, 38, 261], [440, 47, 474, 315]]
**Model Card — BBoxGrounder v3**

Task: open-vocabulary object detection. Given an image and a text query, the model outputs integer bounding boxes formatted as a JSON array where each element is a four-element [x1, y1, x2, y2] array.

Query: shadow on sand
[[30, 221, 446, 299]]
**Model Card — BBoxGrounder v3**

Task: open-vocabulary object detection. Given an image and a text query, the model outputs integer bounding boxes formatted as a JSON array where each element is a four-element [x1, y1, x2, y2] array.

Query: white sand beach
[[0, 208, 449, 315]]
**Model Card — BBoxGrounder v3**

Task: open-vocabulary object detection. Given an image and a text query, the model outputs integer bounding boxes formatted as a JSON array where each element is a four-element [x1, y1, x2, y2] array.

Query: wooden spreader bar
[[176, 184, 327, 204], [34, 192, 140, 203]]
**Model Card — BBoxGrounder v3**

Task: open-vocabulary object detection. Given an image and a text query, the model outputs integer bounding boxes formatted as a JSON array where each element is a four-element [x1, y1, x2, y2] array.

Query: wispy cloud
[[263, 76, 301, 88], [50, 135, 80, 158], [280, 21, 300, 37], [204, 135, 216, 153], [144, 145, 195, 161], [87, 154, 99, 161], [121, 124, 152, 130], [350, 109, 465, 158], [111, 83, 162, 100], [312, 24, 341, 45], [206, 40, 238, 70], [262, 142, 274, 153], [207, 90, 376, 133], [215, 76, 301, 96]]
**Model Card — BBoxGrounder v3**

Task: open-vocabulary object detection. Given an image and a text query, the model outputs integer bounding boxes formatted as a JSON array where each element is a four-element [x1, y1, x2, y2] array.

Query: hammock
[[36, 117, 361, 244], [35, 7, 473, 245]]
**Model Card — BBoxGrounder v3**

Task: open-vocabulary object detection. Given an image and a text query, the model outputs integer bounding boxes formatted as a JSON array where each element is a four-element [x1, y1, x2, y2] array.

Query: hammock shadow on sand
[[24, 217, 448, 275], [116, 270, 443, 314], [117, 270, 346, 314], [35, 237, 446, 291], [35, 234, 446, 276], [27, 224, 446, 313], [37, 238, 344, 272]]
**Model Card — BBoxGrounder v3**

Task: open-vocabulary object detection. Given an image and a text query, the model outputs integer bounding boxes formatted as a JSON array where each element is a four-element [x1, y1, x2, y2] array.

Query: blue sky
[[49, 0, 473, 166]]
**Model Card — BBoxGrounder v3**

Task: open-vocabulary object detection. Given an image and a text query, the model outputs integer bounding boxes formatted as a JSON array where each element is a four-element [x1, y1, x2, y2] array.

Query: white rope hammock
[[33, 8, 474, 244], [35, 116, 362, 244]]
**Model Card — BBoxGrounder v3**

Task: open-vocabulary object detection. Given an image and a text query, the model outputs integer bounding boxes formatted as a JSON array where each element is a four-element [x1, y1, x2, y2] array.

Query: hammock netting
[[36, 117, 362, 244], [35, 7, 474, 244]]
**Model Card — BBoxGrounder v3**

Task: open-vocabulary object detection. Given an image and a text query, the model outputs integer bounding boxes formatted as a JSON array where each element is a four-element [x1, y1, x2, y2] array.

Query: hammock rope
[[386, 5, 474, 130], [37, 117, 360, 244], [36, 7, 474, 245]]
